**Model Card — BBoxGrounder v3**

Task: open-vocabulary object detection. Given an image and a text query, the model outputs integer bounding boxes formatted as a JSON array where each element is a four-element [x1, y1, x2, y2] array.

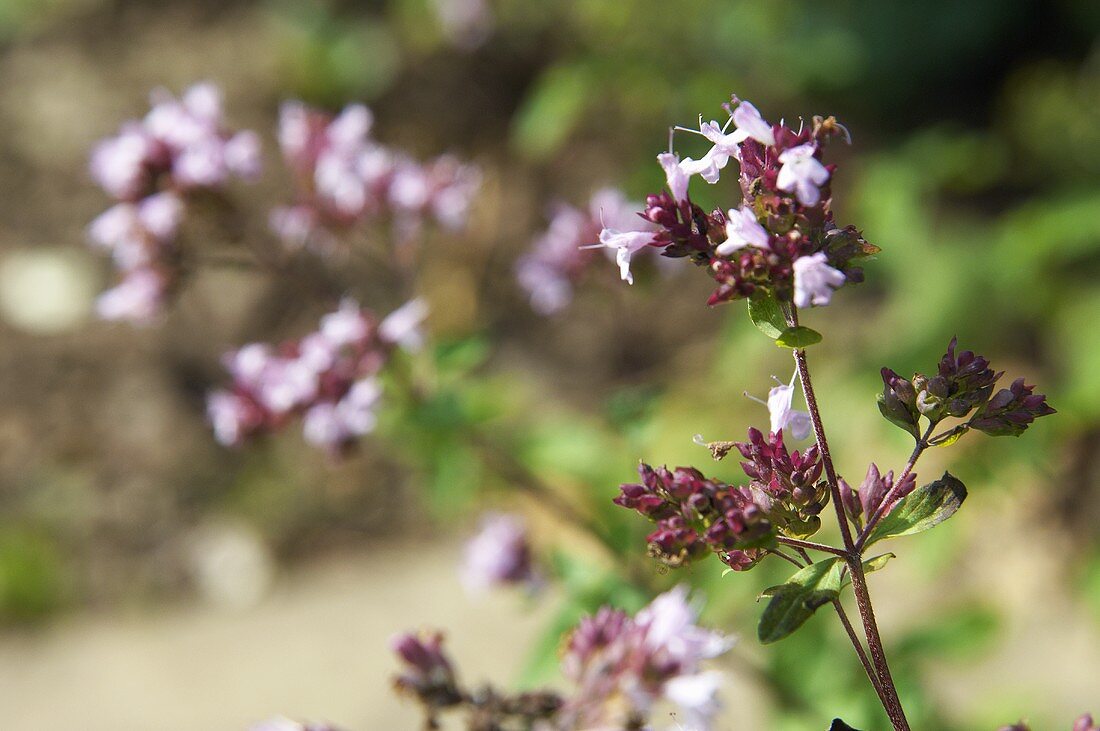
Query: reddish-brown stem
[[784, 307, 911, 731], [777, 536, 848, 558], [767, 548, 807, 569]]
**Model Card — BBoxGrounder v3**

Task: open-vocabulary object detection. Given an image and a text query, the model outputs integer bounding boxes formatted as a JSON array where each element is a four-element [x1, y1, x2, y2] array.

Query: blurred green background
[[0, 0, 1098, 729]]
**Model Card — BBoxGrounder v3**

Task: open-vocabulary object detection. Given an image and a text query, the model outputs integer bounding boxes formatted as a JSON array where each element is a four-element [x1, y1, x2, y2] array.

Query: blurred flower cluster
[[516, 188, 659, 314], [390, 586, 731, 730], [1000, 714, 1098, 731], [206, 298, 426, 454], [271, 101, 481, 253], [88, 82, 261, 323], [594, 95, 878, 308], [460, 513, 540, 594]]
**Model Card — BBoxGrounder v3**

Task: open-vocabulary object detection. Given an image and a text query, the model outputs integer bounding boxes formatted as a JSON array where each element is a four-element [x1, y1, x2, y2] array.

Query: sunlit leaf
[[775, 326, 823, 349], [758, 557, 843, 643], [865, 473, 966, 546]]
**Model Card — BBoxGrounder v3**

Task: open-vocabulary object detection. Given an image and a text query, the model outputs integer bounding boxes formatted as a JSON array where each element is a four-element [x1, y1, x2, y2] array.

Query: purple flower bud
[[970, 377, 1055, 437], [391, 630, 461, 706], [878, 367, 921, 437], [858, 463, 889, 518]]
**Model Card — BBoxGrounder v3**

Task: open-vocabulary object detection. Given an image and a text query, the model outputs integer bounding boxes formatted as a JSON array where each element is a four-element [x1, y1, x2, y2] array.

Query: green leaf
[[862, 552, 896, 574], [929, 425, 968, 447], [775, 326, 823, 349], [876, 392, 921, 440], [865, 472, 967, 546], [841, 553, 896, 588], [758, 557, 843, 644], [747, 292, 787, 339]]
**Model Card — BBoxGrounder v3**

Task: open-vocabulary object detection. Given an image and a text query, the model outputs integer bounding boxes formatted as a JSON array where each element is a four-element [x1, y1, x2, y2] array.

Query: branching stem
[[784, 306, 911, 731]]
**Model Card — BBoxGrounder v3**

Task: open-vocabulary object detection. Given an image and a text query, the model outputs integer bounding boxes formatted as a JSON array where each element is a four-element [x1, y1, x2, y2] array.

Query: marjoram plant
[[84, 84, 1086, 730], [385, 95, 1085, 731]]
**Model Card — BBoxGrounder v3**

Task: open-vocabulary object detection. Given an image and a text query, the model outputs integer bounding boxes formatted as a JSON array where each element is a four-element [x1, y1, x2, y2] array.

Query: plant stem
[[784, 307, 910, 731], [767, 548, 807, 568], [832, 598, 888, 705], [855, 422, 935, 552], [776, 536, 847, 558]]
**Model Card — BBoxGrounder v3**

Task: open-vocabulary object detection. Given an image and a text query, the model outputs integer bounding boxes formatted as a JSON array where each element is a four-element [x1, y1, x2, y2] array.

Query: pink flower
[[658, 152, 691, 202], [777, 143, 830, 206], [592, 228, 655, 285], [88, 124, 153, 200], [764, 370, 812, 440], [380, 298, 429, 352], [460, 513, 537, 594], [320, 298, 371, 347], [792, 252, 846, 308], [716, 205, 769, 255], [730, 100, 776, 147], [559, 586, 732, 730], [95, 267, 166, 324]]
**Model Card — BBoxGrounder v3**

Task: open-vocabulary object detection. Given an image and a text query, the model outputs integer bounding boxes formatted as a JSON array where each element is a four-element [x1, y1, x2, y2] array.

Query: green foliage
[[748, 292, 788, 339], [0, 529, 65, 623], [864, 473, 966, 547], [758, 558, 844, 643], [511, 62, 594, 161], [776, 326, 824, 349]]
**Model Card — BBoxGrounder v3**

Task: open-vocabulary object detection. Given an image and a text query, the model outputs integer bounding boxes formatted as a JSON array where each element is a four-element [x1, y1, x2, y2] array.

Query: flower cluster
[[460, 513, 539, 594], [595, 95, 878, 308], [558, 587, 732, 730], [391, 629, 563, 729], [879, 338, 1055, 443], [206, 298, 426, 454], [516, 188, 661, 313], [391, 587, 730, 731], [88, 82, 261, 323], [615, 462, 770, 571], [271, 102, 480, 253], [616, 427, 831, 570]]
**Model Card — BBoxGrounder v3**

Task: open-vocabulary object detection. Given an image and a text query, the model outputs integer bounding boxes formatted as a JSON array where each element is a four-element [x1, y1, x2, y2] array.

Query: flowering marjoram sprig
[[602, 92, 1057, 730], [206, 298, 426, 455], [88, 82, 261, 323], [594, 95, 878, 310]]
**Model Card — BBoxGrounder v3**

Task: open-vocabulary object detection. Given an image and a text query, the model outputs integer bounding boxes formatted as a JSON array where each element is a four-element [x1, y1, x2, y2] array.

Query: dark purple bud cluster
[[642, 191, 719, 262], [614, 428, 832, 570], [878, 338, 1054, 443], [737, 428, 824, 509], [614, 462, 771, 570], [969, 377, 1057, 437], [839, 463, 916, 530]]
